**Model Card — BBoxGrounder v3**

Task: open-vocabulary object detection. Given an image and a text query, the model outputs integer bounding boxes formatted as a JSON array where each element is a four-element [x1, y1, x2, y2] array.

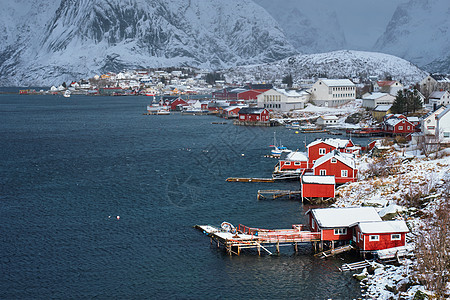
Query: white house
[[374, 81, 403, 95], [257, 88, 309, 112], [316, 115, 339, 126], [422, 106, 447, 136], [428, 91, 450, 110], [362, 92, 396, 109], [420, 74, 450, 96], [310, 79, 356, 107], [436, 106, 450, 143]]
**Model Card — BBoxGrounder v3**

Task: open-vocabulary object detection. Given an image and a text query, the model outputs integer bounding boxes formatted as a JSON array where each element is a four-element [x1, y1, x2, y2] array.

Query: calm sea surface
[[0, 94, 367, 299]]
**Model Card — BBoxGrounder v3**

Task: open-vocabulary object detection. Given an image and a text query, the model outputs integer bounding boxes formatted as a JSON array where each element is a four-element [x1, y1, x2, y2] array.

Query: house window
[[407, 126, 410, 130], [285, 161, 291, 166], [334, 228, 347, 235], [391, 234, 401, 240], [341, 170, 348, 177], [320, 169, 326, 175], [319, 148, 326, 155], [294, 162, 301, 166], [331, 158, 337, 163], [398, 126, 403, 130], [312, 221, 315, 230], [369, 235, 379, 241]]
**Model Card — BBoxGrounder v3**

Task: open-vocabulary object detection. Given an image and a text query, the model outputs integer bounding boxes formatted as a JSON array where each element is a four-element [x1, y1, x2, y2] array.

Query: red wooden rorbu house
[[273, 151, 309, 179], [383, 117, 415, 135], [307, 138, 356, 166], [237, 108, 270, 123], [312, 150, 358, 184], [306, 207, 382, 242], [355, 220, 409, 251], [301, 175, 335, 199]]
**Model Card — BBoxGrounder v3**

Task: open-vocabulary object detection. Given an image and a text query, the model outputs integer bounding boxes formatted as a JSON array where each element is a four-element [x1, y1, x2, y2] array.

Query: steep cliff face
[[253, 0, 347, 54], [373, 0, 450, 72], [0, 0, 297, 86]]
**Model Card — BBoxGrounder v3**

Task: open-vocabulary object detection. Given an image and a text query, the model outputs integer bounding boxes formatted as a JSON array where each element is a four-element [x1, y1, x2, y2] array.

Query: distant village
[[19, 68, 450, 145]]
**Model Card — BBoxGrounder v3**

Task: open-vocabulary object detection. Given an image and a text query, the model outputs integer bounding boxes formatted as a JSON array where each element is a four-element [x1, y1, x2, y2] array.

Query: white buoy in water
[[116, 216, 120, 220], [241, 153, 245, 156]]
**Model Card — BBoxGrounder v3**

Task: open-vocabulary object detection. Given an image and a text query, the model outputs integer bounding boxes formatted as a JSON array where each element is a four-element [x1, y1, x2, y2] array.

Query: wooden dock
[[226, 177, 274, 183], [195, 223, 321, 256], [315, 244, 354, 259], [339, 260, 375, 272], [257, 190, 301, 200]]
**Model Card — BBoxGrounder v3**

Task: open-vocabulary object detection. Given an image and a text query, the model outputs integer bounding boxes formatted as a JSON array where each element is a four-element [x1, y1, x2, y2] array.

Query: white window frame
[[319, 169, 326, 176], [284, 161, 291, 166], [319, 148, 326, 155], [294, 162, 301, 166], [331, 158, 337, 163], [341, 170, 348, 177], [391, 234, 401, 241], [334, 228, 347, 235], [398, 126, 403, 130], [369, 235, 379, 241]]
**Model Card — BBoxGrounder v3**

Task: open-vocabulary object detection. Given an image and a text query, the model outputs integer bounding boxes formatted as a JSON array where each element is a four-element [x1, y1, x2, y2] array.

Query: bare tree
[[415, 182, 450, 298]]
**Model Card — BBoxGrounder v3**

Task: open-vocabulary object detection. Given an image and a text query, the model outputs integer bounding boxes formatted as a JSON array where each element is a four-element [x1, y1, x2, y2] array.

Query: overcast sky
[[255, 0, 407, 49]]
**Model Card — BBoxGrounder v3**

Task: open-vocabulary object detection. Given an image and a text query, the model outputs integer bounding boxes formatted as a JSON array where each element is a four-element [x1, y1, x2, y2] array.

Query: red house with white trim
[[306, 207, 382, 242], [383, 114, 415, 134], [307, 138, 356, 166], [168, 98, 188, 111], [355, 220, 409, 251], [301, 175, 335, 199], [238, 108, 270, 123], [273, 151, 309, 179], [312, 151, 358, 184]]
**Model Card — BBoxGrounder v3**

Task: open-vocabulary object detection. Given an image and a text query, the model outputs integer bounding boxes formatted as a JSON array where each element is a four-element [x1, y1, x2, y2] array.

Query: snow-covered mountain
[[0, 0, 297, 86], [222, 50, 428, 84], [253, 0, 347, 54], [373, 0, 450, 72]]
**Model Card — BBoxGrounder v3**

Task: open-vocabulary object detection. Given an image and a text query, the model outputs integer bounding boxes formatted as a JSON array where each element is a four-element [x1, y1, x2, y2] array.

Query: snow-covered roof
[[307, 138, 350, 149], [358, 220, 409, 234], [374, 105, 392, 112], [302, 175, 335, 185], [437, 106, 450, 119], [320, 79, 355, 87], [319, 115, 339, 120], [429, 91, 448, 99], [313, 150, 356, 169], [285, 151, 308, 161], [274, 88, 309, 97], [363, 92, 389, 100], [406, 116, 420, 122], [308, 207, 382, 228]]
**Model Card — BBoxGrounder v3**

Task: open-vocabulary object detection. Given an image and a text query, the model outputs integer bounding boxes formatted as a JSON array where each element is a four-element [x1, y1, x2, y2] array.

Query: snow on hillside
[[334, 146, 450, 299], [374, 0, 450, 72], [223, 50, 427, 84]]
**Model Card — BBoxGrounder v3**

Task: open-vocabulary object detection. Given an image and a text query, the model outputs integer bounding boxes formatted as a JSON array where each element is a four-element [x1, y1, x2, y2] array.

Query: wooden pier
[[257, 190, 301, 200], [339, 260, 375, 272], [195, 223, 321, 256], [315, 244, 354, 259], [226, 177, 274, 183]]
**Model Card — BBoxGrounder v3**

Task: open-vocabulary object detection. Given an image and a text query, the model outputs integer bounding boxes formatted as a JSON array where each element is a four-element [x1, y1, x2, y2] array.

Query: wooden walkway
[[339, 260, 375, 272], [195, 223, 321, 256], [226, 177, 274, 183], [257, 190, 301, 200], [315, 244, 354, 259]]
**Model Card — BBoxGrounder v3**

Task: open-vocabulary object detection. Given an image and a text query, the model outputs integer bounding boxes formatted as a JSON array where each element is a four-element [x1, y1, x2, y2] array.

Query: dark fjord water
[[0, 94, 364, 299]]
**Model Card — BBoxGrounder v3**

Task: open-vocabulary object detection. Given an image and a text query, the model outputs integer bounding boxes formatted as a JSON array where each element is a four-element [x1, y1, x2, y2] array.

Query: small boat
[[156, 109, 170, 115], [270, 132, 292, 157], [63, 90, 71, 98], [285, 121, 299, 129]]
